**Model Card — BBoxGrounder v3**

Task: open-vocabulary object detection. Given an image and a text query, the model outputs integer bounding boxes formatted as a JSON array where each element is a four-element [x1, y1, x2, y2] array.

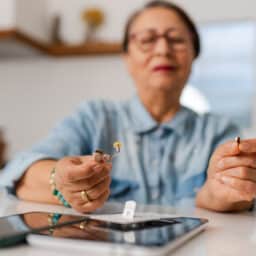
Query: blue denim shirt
[[0, 95, 240, 207]]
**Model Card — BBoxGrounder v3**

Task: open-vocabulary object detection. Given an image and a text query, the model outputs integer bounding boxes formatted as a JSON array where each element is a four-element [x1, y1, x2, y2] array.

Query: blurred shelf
[[0, 29, 16, 39], [47, 42, 122, 56], [0, 29, 122, 57]]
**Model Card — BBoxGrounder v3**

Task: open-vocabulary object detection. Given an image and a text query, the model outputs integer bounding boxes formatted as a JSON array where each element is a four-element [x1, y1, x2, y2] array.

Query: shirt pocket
[[109, 177, 140, 201]]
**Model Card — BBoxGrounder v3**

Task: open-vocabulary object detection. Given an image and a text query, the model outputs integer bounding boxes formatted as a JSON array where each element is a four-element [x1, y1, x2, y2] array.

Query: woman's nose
[[153, 37, 171, 55]]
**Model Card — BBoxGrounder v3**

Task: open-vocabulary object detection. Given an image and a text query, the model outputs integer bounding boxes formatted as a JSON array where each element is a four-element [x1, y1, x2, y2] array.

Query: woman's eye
[[168, 37, 185, 44], [140, 36, 156, 44]]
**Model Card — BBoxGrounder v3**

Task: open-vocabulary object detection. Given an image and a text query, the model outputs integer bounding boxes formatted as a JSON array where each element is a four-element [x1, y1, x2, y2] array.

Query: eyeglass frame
[[127, 28, 192, 53]]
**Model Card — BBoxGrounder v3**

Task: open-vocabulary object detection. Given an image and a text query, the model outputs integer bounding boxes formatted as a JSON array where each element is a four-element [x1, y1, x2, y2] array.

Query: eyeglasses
[[129, 29, 190, 53]]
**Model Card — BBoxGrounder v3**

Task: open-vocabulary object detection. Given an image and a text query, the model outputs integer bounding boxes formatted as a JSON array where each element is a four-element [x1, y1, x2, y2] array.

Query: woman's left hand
[[196, 139, 256, 212]]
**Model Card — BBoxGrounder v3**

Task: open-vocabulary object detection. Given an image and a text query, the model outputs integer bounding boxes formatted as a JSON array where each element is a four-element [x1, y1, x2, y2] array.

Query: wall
[[172, 0, 256, 22], [15, 0, 256, 43], [0, 0, 15, 29], [15, 0, 52, 42], [16, 0, 146, 43], [0, 56, 134, 156]]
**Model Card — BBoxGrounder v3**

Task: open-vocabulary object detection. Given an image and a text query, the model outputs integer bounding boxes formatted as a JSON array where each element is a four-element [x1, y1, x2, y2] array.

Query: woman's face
[[124, 7, 195, 96]]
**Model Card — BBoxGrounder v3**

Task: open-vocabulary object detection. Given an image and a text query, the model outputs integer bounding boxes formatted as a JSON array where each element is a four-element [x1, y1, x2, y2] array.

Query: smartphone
[[0, 212, 87, 248]]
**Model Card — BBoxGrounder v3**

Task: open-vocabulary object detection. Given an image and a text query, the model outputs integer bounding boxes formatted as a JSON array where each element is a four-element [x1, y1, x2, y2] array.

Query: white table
[[1, 190, 256, 256]]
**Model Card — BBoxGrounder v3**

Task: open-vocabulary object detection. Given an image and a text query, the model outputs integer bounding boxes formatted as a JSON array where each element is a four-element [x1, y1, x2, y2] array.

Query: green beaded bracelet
[[48, 213, 62, 225], [48, 213, 62, 235], [50, 168, 71, 208]]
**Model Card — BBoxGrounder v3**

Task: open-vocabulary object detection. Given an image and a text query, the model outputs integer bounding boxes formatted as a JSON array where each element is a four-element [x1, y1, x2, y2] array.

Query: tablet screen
[[35, 216, 208, 248]]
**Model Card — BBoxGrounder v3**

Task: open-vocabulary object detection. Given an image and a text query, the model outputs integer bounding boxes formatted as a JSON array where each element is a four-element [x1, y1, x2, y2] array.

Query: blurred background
[[0, 0, 256, 164]]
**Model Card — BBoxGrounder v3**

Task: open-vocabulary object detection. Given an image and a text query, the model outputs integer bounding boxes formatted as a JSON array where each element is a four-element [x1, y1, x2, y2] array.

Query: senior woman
[[1, 1, 256, 213]]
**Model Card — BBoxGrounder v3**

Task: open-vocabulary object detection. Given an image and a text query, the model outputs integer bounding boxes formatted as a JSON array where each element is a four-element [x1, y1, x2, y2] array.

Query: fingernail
[[93, 165, 103, 172], [103, 154, 111, 162]]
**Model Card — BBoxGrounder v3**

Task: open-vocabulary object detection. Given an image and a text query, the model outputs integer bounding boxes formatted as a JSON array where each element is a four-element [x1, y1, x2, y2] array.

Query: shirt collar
[[127, 94, 195, 136]]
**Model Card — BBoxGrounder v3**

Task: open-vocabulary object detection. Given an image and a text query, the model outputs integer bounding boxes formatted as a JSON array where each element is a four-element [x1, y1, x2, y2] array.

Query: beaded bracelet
[[49, 168, 70, 208], [47, 213, 62, 235]]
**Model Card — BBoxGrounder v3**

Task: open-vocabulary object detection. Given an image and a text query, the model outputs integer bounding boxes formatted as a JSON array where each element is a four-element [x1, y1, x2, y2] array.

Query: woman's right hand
[[54, 155, 112, 213]]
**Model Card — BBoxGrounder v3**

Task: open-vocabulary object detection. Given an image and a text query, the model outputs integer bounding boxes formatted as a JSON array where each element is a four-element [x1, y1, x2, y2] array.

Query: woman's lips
[[152, 65, 177, 72]]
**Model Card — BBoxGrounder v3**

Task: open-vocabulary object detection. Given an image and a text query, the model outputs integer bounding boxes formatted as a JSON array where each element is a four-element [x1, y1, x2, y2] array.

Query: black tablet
[[27, 214, 208, 255]]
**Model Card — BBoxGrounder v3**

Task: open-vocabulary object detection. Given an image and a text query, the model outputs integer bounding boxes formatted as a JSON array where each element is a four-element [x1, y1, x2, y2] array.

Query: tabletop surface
[[0, 189, 256, 256]]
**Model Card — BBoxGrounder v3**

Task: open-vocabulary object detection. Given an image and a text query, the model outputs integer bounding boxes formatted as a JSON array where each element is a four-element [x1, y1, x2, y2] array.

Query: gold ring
[[81, 190, 91, 202], [79, 221, 87, 230]]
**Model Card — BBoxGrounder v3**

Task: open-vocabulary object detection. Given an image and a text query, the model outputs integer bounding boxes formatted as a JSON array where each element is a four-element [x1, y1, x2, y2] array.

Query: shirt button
[[152, 159, 158, 167], [193, 147, 199, 154], [151, 189, 160, 200], [156, 129, 165, 138]]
